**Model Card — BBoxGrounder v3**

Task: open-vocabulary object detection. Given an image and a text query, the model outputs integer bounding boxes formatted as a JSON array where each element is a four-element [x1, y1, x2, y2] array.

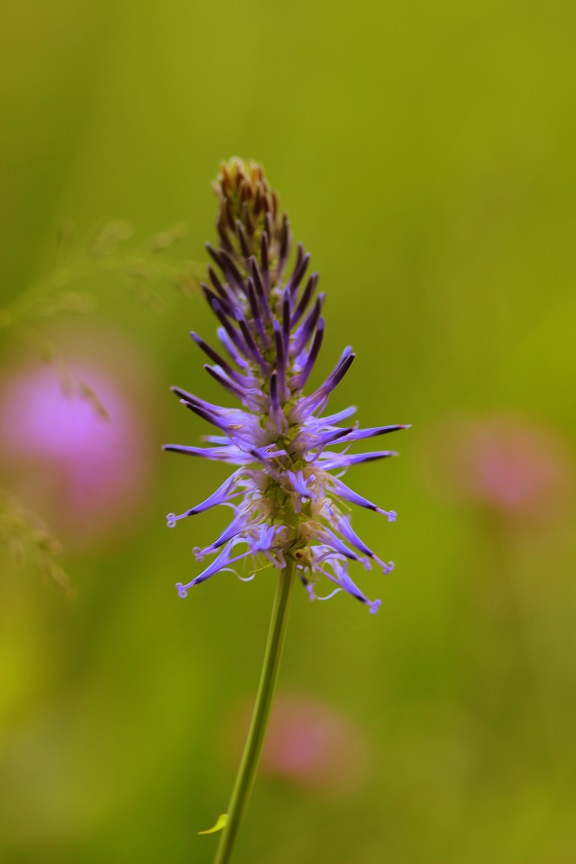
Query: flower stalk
[[164, 158, 408, 858], [213, 559, 295, 864]]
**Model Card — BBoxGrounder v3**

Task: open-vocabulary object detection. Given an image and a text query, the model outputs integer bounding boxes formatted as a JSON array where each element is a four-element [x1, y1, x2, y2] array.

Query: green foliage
[[0, 489, 74, 596], [0, 219, 203, 333]]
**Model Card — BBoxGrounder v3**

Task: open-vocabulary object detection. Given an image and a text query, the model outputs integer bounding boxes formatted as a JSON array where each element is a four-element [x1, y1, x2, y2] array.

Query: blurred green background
[[1, 1, 576, 862]]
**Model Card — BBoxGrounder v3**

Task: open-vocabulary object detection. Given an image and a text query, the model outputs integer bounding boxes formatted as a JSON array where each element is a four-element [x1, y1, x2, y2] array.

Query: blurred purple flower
[[165, 159, 407, 612], [223, 693, 369, 796], [0, 331, 153, 546], [429, 412, 574, 528]]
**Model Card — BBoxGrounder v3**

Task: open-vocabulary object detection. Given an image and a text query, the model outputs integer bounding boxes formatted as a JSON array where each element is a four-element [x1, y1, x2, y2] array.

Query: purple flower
[[165, 159, 408, 613], [224, 692, 370, 795], [0, 327, 154, 548]]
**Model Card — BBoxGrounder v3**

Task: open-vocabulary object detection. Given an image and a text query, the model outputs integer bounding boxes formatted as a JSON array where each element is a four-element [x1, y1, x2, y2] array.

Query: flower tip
[[176, 582, 188, 598], [370, 599, 382, 614], [383, 562, 395, 574], [167, 513, 177, 528], [387, 510, 397, 523]]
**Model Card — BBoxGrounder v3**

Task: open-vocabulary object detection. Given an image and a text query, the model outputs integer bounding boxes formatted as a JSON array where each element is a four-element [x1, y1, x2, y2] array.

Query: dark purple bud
[[189, 332, 249, 386], [205, 242, 224, 271], [297, 347, 355, 416], [260, 231, 270, 290], [322, 347, 355, 393], [282, 289, 291, 353], [287, 245, 311, 297], [246, 278, 269, 346], [285, 242, 303, 297], [235, 310, 269, 372], [278, 214, 291, 275], [336, 425, 410, 443], [204, 364, 248, 402], [315, 426, 355, 448], [290, 273, 319, 327], [273, 320, 287, 402], [208, 266, 235, 305], [249, 258, 272, 322], [225, 198, 235, 231], [170, 386, 232, 417], [162, 444, 249, 464], [202, 284, 235, 318], [290, 318, 324, 390], [219, 248, 248, 296], [211, 300, 251, 359], [180, 399, 230, 432], [291, 294, 325, 357], [235, 220, 251, 260], [241, 202, 254, 236], [269, 372, 287, 435], [217, 326, 249, 369]]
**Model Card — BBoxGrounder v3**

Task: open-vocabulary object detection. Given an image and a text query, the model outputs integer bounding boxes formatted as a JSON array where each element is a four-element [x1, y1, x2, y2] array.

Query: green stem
[[213, 559, 295, 864]]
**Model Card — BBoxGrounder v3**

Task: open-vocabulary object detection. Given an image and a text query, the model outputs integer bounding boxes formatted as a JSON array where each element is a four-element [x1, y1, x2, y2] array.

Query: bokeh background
[[1, 1, 576, 862]]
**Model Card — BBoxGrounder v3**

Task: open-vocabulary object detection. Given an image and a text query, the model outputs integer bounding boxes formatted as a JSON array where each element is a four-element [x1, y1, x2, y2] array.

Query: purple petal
[[337, 424, 410, 443], [331, 478, 397, 521], [162, 444, 250, 464], [313, 526, 363, 562], [190, 331, 251, 387], [201, 512, 253, 554], [176, 539, 252, 594], [286, 246, 310, 298], [217, 326, 249, 369], [291, 294, 325, 356], [211, 300, 251, 360], [290, 318, 324, 391], [273, 320, 288, 402], [290, 273, 319, 327], [204, 364, 249, 401], [319, 450, 398, 470], [294, 347, 355, 418], [166, 470, 243, 526], [269, 372, 288, 435]]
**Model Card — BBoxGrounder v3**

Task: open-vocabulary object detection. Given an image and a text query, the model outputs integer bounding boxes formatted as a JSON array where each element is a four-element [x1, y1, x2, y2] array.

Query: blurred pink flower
[[223, 692, 369, 796], [0, 328, 155, 547], [430, 412, 574, 528]]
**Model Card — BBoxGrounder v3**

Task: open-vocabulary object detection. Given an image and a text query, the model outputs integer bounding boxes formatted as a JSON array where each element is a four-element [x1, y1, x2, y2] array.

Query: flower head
[[0, 327, 153, 547], [224, 692, 370, 795], [429, 412, 574, 529], [165, 159, 408, 613]]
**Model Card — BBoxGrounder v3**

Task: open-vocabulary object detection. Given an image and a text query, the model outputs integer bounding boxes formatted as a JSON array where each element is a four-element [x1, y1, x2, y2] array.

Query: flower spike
[[165, 158, 408, 613]]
